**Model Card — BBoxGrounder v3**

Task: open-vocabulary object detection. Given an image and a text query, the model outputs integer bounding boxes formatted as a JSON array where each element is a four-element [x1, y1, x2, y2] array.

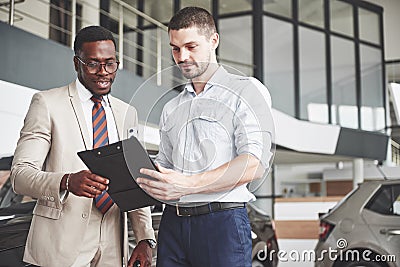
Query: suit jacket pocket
[[33, 202, 61, 219]]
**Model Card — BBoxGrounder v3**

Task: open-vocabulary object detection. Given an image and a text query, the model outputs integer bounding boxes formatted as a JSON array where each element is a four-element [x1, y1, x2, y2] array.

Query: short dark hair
[[168, 7, 216, 38], [73, 26, 116, 55]]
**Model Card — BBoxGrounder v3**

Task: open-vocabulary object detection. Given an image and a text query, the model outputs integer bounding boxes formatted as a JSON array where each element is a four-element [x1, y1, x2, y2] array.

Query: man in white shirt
[[137, 7, 274, 267]]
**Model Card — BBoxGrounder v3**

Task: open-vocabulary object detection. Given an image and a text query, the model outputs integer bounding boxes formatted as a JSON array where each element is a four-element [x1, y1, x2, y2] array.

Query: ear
[[210, 32, 219, 50]]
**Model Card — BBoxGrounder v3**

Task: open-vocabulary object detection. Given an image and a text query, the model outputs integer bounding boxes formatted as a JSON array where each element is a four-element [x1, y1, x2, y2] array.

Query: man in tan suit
[[11, 26, 155, 267]]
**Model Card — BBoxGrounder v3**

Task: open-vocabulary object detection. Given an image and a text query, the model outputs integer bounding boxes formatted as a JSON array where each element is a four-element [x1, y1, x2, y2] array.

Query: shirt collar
[[184, 65, 227, 96], [76, 78, 110, 107]]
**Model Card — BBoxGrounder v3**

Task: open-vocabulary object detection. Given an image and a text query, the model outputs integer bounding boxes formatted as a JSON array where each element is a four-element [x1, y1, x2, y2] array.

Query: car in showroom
[[315, 179, 400, 267], [248, 202, 279, 267], [0, 156, 279, 267]]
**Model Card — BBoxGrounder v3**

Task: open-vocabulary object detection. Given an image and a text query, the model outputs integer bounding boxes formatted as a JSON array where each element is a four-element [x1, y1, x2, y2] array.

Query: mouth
[[179, 61, 196, 69], [95, 80, 111, 88], [180, 64, 196, 73]]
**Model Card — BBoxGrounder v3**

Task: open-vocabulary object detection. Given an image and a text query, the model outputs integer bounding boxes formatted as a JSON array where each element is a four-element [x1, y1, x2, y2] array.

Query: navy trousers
[[156, 206, 252, 267]]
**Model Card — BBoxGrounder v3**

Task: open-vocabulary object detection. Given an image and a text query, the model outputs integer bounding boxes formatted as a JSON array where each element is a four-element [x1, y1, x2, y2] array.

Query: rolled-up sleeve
[[234, 78, 274, 169], [155, 106, 174, 169]]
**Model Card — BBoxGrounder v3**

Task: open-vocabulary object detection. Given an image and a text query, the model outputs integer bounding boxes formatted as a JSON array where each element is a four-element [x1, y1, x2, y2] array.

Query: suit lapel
[[108, 96, 124, 141], [68, 82, 92, 150]]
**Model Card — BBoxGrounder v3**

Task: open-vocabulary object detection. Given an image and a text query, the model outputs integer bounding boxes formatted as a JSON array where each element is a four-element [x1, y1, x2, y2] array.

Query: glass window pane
[[359, 7, 380, 45], [299, 27, 327, 122], [366, 185, 400, 216], [141, 29, 171, 80], [219, 16, 253, 76], [181, 0, 211, 11], [387, 62, 400, 83], [330, 0, 353, 37], [49, 0, 74, 46], [366, 186, 393, 215], [219, 0, 251, 15], [394, 193, 400, 216], [299, 0, 324, 28], [331, 36, 357, 128], [360, 45, 384, 131], [264, 17, 294, 116], [123, 31, 138, 74], [143, 0, 173, 24], [264, 0, 291, 18]]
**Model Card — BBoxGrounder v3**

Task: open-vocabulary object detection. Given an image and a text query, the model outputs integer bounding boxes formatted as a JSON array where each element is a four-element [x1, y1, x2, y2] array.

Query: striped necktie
[[91, 95, 114, 214]]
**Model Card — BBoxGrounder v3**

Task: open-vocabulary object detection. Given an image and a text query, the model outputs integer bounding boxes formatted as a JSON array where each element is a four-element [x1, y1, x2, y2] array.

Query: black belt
[[166, 202, 246, 217]]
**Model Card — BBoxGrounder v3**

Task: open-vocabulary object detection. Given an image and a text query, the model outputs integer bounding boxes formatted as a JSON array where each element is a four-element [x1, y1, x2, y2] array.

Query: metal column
[[8, 0, 15, 25], [353, 158, 364, 188]]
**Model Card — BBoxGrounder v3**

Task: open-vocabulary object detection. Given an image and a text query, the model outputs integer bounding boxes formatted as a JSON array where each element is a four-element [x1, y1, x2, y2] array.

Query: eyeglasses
[[76, 56, 120, 74]]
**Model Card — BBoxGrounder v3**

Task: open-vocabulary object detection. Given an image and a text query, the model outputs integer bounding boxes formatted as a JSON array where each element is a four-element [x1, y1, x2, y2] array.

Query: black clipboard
[[77, 137, 160, 211]]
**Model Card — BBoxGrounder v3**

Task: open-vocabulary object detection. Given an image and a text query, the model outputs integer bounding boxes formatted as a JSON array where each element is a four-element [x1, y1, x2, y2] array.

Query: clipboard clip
[[93, 142, 122, 157]]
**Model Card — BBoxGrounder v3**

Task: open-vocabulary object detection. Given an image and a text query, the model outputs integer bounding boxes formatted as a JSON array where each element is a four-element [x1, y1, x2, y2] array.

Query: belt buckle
[[175, 203, 184, 216], [175, 203, 181, 216], [175, 203, 191, 217]]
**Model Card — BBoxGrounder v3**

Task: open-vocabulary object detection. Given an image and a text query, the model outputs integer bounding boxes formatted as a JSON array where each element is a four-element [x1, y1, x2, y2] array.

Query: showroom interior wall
[[213, 0, 389, 211], [0, 20, 177, 157], [267, 0, 400, 198], [1, 1, 394, 130]]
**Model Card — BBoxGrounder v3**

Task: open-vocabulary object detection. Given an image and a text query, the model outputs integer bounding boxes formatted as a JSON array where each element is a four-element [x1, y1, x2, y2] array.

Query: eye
[[106, 62, 116, 66], [187, 45, 197, 50], [87, 62, 99, 68], [172, 47, 179, 52]]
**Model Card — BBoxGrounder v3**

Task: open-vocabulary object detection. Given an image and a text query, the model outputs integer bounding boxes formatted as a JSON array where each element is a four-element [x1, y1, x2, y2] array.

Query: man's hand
[[128, 240, 152, 267], [137, 165, 194, 201], [138, 155, 264, 199], [61, 170, 109, 198]]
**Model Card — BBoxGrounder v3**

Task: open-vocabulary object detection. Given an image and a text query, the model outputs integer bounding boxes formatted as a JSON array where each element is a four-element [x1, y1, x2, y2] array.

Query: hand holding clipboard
[[77, 136, 160, 211]]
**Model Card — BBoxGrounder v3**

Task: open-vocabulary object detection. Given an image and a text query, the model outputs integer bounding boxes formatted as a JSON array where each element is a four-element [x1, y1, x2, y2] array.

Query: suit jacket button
[[82, 213, 88, 219], [50, 196, 55, 201]]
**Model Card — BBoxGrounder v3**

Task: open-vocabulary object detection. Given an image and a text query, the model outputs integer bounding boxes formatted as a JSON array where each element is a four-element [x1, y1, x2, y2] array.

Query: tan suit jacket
[[11, 82, 155, 267]]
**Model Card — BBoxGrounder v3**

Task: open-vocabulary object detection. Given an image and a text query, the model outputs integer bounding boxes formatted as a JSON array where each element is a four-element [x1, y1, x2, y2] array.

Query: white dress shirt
[[75, 78, 119, 145], [156, 66, 274, 203]]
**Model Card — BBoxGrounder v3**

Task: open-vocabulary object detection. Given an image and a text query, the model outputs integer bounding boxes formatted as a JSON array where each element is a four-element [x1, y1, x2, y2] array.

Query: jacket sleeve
[[128, 207, 155, 241], [10, 92, 64, 209]]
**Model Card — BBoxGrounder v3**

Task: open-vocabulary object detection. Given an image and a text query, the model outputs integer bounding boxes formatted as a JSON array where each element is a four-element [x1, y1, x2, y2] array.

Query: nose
[[177, 48, 190, 62], [97, 63, 108, 75]]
